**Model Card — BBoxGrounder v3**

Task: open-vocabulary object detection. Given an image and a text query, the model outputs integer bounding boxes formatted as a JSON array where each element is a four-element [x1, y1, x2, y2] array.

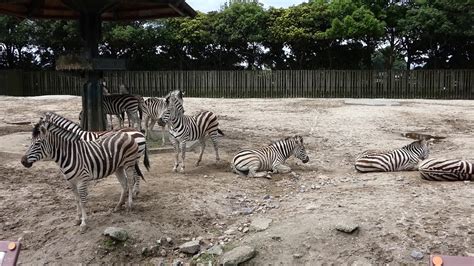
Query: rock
[[241, 207, 254, 215], [179, 240, 201, 254], [293, 253, 303, 259], [335, 222, 359, 234], [306, 204, 318, 210], [271, 236, 282, 241], [103, 227, 128, 242], [263, 195, 271, 200], [224, 229, 235, 235], [166, 237, 173, 243], [410, 250, 424, 260], [221, 246, 256, 266], [205, 245, 223, 256], [172, 260, 183, 266], [242, 227, 249, 233], [251, 217, 273, 231], [160, 249, 167, 257]]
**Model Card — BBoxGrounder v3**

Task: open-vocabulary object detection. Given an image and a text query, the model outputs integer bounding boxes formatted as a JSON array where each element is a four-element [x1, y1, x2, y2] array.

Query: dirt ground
[[0, 95, 473, 265]]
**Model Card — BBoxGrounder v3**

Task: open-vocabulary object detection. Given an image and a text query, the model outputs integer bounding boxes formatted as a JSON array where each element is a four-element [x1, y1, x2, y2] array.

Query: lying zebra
[[354, 139, 430, 172], [231, 135, 310, 178], [21, 113, 143, 232], [419, 158, 473, 181]]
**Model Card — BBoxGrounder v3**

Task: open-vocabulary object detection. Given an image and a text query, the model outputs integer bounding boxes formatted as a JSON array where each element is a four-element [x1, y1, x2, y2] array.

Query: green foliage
[[0, 0, 472, 70]]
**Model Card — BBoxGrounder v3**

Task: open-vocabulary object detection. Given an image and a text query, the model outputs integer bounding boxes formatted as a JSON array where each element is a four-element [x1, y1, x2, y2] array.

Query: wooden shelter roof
[[0, 0, 196, 20]]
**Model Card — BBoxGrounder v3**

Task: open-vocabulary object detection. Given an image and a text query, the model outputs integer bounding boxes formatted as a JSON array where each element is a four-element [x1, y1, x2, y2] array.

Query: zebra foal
[[231, 135, 309, 178], [419, 158, 473, 181], [21, 112, 142, 232], [158, 90, 223, 173], [354, 139, 430, 172], [142, 97, 169, 143]]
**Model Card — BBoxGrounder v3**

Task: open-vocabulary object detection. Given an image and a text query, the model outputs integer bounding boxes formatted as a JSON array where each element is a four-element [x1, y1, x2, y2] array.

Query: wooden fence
[[1, 69, 473, 99]]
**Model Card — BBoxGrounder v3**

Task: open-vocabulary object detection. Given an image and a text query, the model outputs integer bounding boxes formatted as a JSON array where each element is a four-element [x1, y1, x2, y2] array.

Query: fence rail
[[1, 69, 473, 99]]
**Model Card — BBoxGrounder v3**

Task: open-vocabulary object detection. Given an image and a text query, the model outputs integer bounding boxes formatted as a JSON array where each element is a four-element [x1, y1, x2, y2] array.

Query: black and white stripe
[[21, 112, 142, 231], [158, 90, 223, 172], [143, 97, 168, 143], [231, 135, 309, 178], [355, 139, 430, 172], [48, 112, 150, 196], [419, 158, 473, 181], [102, 94, 142, 130]]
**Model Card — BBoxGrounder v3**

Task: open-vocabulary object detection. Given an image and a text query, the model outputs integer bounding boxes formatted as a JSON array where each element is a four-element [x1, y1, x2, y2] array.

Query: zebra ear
[[40, 125, 47, 136]]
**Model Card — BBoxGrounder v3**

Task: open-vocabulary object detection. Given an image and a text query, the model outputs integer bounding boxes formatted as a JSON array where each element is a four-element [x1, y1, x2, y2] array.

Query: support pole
[[79, 12, 105, 131]]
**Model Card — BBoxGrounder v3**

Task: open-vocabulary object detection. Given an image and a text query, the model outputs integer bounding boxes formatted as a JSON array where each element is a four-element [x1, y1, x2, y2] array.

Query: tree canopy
[[0, 0, 472, 70]]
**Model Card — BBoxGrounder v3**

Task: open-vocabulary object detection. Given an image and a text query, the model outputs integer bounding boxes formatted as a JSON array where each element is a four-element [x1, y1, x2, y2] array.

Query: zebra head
[[405, 139, 430, 160], [292, 135, 309, 163], [158, 92, 184, 126], [21, 119, 52, 168]]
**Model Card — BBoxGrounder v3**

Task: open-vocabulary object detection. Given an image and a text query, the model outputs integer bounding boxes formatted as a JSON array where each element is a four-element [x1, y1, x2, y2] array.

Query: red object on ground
[[429, 255, 474, 266], [0, 241, 21, 266]]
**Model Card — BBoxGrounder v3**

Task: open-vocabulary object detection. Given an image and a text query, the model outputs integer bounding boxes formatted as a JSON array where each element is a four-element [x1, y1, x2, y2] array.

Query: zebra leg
[[161, 125, 166, 145], [77, 181, 89, 232], [131, 165, 140, 197], [114, 168, 129, 212], [273, 164, 292, 174], [170, 136, 180, 172], [248, 169, 269, 178], [210, 131, 220, 162], [69, 181, 82, 226], [148, 118, 157, 141], [179, 141, 187, 173], [195, 138, 206, 166]]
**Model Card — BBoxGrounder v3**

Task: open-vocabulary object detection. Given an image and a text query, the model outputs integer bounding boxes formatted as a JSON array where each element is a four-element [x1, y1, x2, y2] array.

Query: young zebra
[[143, 91, 184, 143], [354, 139, 430, 172], [231, 136, 309, 178], [418, 158, 473, 181], [48, 112, 150, 196], [21, 113, 142, 231], [158, 91, 223, 173]]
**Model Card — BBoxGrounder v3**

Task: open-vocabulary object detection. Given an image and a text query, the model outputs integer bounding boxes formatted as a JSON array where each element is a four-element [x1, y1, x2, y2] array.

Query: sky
[[186, 0, 307, 12]]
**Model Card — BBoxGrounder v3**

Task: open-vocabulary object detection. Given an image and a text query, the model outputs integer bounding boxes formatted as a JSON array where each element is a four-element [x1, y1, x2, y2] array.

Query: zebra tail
[[143, 143, 151, 171], [217, 128, 224, 136], [134, 163, 146, 182]]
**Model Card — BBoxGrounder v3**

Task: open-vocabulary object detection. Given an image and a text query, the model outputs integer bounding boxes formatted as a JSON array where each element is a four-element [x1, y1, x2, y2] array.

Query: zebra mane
[[402, 139, 426, 149], [41, 112, 83, 141], [269, 135, 302, 147], [32, 121, 42, 138]]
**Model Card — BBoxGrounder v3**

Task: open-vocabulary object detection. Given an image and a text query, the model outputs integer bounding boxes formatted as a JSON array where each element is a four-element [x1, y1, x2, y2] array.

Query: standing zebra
[[158, 91, 223, 173], [419, 158, 473, 181], [21, 112, 142, 231], [231, 136, 309, 178], [143, 90, 184, 143], [48, 112, 150, 196], [102, 94, 142, 130], [354, 139, 430, 172]]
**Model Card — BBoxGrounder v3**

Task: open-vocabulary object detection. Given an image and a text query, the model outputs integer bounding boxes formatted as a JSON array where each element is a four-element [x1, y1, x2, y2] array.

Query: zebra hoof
[[79, 224, 87, 233], [179, 167, 185, 173], [195, 161, 201, 166], [172, 167, 178, 173]]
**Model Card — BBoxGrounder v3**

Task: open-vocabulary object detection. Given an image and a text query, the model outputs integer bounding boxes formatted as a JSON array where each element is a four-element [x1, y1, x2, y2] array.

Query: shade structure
[[0, 0, 196, 130], [0, 0, 196, 20]]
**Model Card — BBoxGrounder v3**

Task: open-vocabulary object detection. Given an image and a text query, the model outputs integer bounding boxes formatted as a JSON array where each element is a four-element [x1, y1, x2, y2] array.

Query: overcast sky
[[186, 0, 306, 12]]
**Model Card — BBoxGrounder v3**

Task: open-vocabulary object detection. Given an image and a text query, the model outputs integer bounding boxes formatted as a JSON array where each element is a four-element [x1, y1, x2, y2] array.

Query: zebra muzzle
[[157, 118, 166, 127], [302, 157, 309, 163], [21, 156, 33, 168]]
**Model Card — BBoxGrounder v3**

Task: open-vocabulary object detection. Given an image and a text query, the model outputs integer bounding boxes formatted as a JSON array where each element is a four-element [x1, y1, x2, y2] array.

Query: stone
[[241, 207, 254, 215], [242, 227, 249, 233], [263, 195, 271, 200], [293, 253, 303, 259], [306, 204, 318, 210], [271, 236, 282, 241], [224, 229, 236, 235], [179, 240, 201, 254], [221, 246, 256, 266], [410, 250, 424, 260], [205, 245, 223, 256], [335, 222, 359, 234], [166, 237, 173, 243], [103, 227, 128, 242], [160, 249, 167, 257], [251, 217, 273, 231]]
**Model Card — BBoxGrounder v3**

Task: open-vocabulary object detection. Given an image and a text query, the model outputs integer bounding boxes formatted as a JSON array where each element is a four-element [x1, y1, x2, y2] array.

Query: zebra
[[21, 112, 142, 231], [418, 158, 473, 181], [102, 94, 142, 130], [157, 90, 223, 173], [231, 135, 309, 178], [354, 139, 430, 172], [48, 112, 150, 196], [143, 91, 184, 143]]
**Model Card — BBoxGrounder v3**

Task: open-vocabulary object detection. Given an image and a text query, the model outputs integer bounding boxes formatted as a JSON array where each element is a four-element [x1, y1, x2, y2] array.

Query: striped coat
[[419, 158, 473, 181]]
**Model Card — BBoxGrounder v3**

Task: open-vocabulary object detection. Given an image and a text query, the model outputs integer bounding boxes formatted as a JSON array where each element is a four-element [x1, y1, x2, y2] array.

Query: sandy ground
[[0, 96, 473, 265]]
